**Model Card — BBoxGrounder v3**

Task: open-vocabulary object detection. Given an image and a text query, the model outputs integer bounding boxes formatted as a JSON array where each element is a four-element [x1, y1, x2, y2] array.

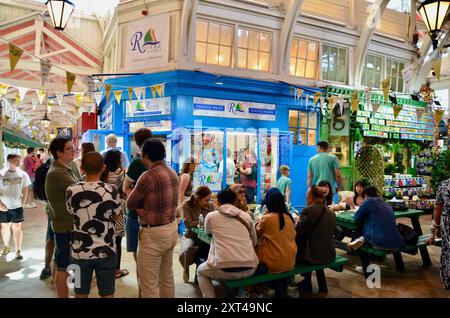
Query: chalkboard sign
[[57, 127, 73, 139]]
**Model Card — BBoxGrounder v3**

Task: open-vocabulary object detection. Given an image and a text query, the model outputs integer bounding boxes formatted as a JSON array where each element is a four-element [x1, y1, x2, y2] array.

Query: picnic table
[[335, 208, 432, 274], [191, 226, 211, 244]]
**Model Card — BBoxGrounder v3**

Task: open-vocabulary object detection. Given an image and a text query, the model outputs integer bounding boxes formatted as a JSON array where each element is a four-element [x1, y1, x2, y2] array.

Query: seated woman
[[317, 180, 346, 212], [347, 185, 405, 251], [345, 179, 368, 210], [230, 183, 251, 217], [296, 186, 337, 293], [179, 186, 215, 283]]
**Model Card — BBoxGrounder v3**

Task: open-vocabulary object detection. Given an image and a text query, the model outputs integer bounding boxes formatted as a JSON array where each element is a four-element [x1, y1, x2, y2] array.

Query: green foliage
[[384, 162, 405, 175], [406, 142, 421, 155], [431, 150, 450, 192]]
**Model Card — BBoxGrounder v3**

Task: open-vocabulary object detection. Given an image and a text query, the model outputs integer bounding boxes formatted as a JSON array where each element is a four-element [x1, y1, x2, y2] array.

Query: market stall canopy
[[2, 126, 45, 149]]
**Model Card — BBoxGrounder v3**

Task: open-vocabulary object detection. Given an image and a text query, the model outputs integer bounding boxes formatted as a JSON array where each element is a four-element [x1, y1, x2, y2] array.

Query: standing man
[[0, 154, 31, 259], [100, 134, 129, 169], [127, 139, 179, 298], [307, 141, 342, 195], [23, 147, 37, 208], [122, 128, 152, 297], [39, 148, 50, 163], [45, 137, 81, 298]]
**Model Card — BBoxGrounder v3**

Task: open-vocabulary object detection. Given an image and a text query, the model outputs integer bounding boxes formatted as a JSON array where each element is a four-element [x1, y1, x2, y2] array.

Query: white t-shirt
[[0, 168, 32, 209], [218, 158, 236, 185]]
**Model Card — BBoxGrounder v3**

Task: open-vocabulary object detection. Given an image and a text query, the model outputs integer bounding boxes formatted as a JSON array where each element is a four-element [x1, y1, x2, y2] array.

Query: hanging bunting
[[364, 88, 372, 107], [329, 96, 336, 111], [151, 85, 157, 99], [381, 79, 390, 102], [61, 106, 66, 116], [66, 71, 76, 94], [0, 84, 8, 97], [55, 92, 64, 106], [36, 90, 46, 105], [15, 91, 21, 105], [393, 104, 403, 119], [17, 87, 28, 103], [134, 87, 146, 101], [304, 94, 310, 110], [40, 60, 52, 86], [319, 97, 325, 115], [435, 109, 445, 124], [351, 91, 359, 112], [313, 92, 321, 105], [294, 88, 303, 101], [94, 91, 103, 105], [128, 87, 133, 103], [105, 84, 112, 103], [32, 99, 38, 111], [9, 43, 23, 72], [431, 48, 443, 81], [84, 75, 96, 92], [114, 90, 122, 104], [372, 102, 381, 115], [74, 106, 80, 118], [416, 107, 425, 121], [47, 101, 53, 114], [337, 96, 345, 115], [153, 83, 165, 98], [75, 93, 84, 107]]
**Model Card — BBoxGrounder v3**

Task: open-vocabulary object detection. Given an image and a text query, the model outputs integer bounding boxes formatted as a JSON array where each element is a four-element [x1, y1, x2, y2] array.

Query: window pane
[[248, 30, 259, 50], [206, 43, 219, 64], [196, 21, 208, 42], [290, 57, 296, 76], [208, 23, 220, 44], [299, 129, 307, 145], [289, 127, 298, 144], [291, 40, 298, 58], [309, 112, 317, 129], [398, 78, 403, 93], [238, 29, 248, 48], [195, 42, 207, 63], [297, 41, 307, 59], [308, 130, 317, 146], [248, 50, 259, 70], [299, 112, 308, 127], [289, 110, 299, 126], [337, 65, 345, 83], [296, 59, 306, 77], [259, 52, 269, 71], [307, 42, 317, 61], [391, 77, 397, 92], [260, 32, 270, 52], [219, 46, 231, 66], [374, 73, 381, 88], [305, 61, 316, 78], [220, 25, 233, 46], [238, 48, 247, 68]]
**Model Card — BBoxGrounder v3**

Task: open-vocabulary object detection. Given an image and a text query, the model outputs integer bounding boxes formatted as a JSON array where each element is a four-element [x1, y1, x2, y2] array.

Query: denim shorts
[[71, 255, 117, 296], [54, 232, 72, 271], [125, 215, 139, 253], [0, 208, 24, 223]]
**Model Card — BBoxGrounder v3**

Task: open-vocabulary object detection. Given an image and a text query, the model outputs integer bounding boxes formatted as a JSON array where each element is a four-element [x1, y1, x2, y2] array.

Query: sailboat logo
[[228, 102, 245, 115], [143, 28, 160, 46]]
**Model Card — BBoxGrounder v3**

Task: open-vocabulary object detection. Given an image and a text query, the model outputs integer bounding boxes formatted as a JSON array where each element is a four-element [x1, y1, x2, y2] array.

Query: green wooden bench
[[220, 255, 349, 297]]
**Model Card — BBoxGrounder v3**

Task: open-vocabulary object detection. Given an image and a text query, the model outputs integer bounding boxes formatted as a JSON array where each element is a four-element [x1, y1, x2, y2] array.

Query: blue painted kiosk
[[90, 70, 322, 208]]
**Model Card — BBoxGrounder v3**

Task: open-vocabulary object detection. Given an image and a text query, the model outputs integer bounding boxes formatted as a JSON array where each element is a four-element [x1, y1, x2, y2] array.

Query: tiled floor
[[0, 203, 449, 298]]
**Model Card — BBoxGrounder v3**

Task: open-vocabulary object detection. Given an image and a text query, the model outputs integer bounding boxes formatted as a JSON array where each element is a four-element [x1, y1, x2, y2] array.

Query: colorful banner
[[416, 107, 425, 121], [55, 92, 64, 106], [435, 109, 445, 124], [351, 91, 359, 112], [126, 97, 171, 118], [382, 79, 390, 102], [94, 91, 103, 105], [313, 92, 321, 105], [9, 43, 23, 72], [124, 13, 170, 70], [0, 84, 8, 96], [114, 90, 122, 104], [193, 97, 275, 121], [105, 84, 112, 103], [393, 104, 403, 119], [66, 71, 76, 94], [17, 87, 27, 103], [40, 60, 52, 86]]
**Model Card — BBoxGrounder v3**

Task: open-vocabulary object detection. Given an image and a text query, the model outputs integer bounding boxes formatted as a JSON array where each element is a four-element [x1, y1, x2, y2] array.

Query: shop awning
[[1, 127, 45, 149]]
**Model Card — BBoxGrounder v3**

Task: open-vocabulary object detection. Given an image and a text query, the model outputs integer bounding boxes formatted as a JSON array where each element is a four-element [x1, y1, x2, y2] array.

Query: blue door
[[291, 145, 317, 209]]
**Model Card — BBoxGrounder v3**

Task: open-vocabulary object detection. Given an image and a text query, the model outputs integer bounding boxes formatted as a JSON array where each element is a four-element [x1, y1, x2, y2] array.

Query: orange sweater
[[255, 213, 297, 273]]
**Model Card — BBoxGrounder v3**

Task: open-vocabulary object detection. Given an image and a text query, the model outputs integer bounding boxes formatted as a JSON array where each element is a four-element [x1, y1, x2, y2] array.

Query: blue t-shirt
[[308, 152, 340, 191]]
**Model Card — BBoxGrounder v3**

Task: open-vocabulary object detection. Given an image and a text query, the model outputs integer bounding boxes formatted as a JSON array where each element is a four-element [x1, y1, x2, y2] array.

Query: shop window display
[[289, 109, 318, 145], [259, 133, 279, 201]]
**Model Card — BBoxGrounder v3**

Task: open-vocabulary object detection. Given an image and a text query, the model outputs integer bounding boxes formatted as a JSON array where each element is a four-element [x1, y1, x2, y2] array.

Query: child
[[66, 152, 121, 298], [277, 165, 291, 209]]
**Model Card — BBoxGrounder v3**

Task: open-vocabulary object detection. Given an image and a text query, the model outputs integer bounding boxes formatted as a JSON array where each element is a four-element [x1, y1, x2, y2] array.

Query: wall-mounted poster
[[330, 102, 350, 137], [57, 127, 73, 139], [100, 105, 113, 129], [124, 13, 170, 70]]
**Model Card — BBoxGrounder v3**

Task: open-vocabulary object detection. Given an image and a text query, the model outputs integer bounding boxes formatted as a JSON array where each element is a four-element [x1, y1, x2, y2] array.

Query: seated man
[[347, 185, 405, 251], [196, 188, 259, 298]]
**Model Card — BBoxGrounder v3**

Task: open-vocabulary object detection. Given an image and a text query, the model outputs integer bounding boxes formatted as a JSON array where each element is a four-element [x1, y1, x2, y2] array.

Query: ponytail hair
[[188, 186, 212, 207]]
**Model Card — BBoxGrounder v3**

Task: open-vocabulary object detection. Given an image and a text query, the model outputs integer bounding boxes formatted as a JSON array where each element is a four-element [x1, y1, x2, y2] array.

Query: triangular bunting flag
[[313, 92, 321, 105], [393, 105, 403, 119], [382, 79, 390, 102], [84, 75, 96, 92], [0, 84, 8, 97], [55, 92, 64, 106], [365, 88, 372, 107], [9, 43, 23, 72], [416, 107, 425, 121], [128, 87, 133, 103], [319, 97, 325, 115], [32, 99, 38, 110], [66, 71, 76, 94], [94, 91, 103, 106], [40, 60, 52, 86], [151, 86, 157, 99], [47, 102, 53, 114], [75, 93, 84, 107], [37, 90, 46, 105], [435, 109, 445, 124], [61, 106, 66, 116], [372, 102, 380, 115], [15, 92, 21, 105], [134, 87, 146, 101], [105, 84, 112, 103], [351, 91, 359, 112], [17, 87, 28, 103], [305, 94, 310, 110], [154, 83, 165, 98], [295, 88, 303, 101], [114, 90, 122, 104], [74, 106, 80, 118], [329, 96, 336, 111], [337, 96, 344, 115]]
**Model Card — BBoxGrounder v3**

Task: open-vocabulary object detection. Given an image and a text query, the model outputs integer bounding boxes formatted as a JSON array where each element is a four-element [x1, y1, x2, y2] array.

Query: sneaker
[[355, 266, 364, 273], [1, 246, 10, 255], [15, 250, 23, 260], [347, 236, 365, 251], [40, 267, 52, 280]]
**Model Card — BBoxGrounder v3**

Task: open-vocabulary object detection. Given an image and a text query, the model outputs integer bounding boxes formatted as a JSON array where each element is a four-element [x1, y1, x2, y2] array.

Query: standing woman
[[431, 178, 450, 289], [179, 186, 215, 283], [178, 157, 197, 205], [101, 149, 129, 279], [74, 143, 96, 176]]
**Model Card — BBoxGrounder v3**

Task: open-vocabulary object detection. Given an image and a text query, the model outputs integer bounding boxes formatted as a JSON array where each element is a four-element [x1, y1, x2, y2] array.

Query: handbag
[[297, 206, 327, 253], [397, 223, 419, 246]]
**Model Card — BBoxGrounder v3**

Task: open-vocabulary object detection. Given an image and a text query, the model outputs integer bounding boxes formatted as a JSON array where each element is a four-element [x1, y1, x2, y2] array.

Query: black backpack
[[34, 158, 51, 202]]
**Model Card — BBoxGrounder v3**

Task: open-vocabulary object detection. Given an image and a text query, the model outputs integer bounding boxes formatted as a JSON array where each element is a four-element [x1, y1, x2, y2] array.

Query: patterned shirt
[[66, 181, 121, 260], [436, 178, 450, 216], [127, 162, 179, 226]]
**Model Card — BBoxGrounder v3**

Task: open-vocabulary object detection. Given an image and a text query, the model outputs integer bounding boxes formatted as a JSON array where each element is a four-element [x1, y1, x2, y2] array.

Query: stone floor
[[0, 203, 449, 298]]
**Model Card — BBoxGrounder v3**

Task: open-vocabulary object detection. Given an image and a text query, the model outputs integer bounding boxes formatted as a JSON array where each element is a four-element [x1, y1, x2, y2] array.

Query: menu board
[[356, 104, 433, 141]]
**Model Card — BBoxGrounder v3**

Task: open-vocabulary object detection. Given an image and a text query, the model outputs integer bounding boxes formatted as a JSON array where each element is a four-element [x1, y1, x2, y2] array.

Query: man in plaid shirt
[[127, 139, 179, 298]]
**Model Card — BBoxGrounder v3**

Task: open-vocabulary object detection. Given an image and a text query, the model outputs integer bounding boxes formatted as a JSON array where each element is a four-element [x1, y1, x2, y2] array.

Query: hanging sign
[[57, 127, 73, 139], [66, 71, 76, 94], [124, 13, 170, 70], [431, 48, 443, 81], [100, 104, 113, 129], [126, 97, 171, 118], [330, 103, 350, 137], [9, 43, 23, 72], [193, 97, 275, 121]]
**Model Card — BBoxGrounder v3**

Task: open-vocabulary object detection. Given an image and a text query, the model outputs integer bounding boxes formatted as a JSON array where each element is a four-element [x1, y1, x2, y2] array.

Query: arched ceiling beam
[[353, 0, 390, 87], [278, 0, 304, 75], [180, 0, 198, 61]]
